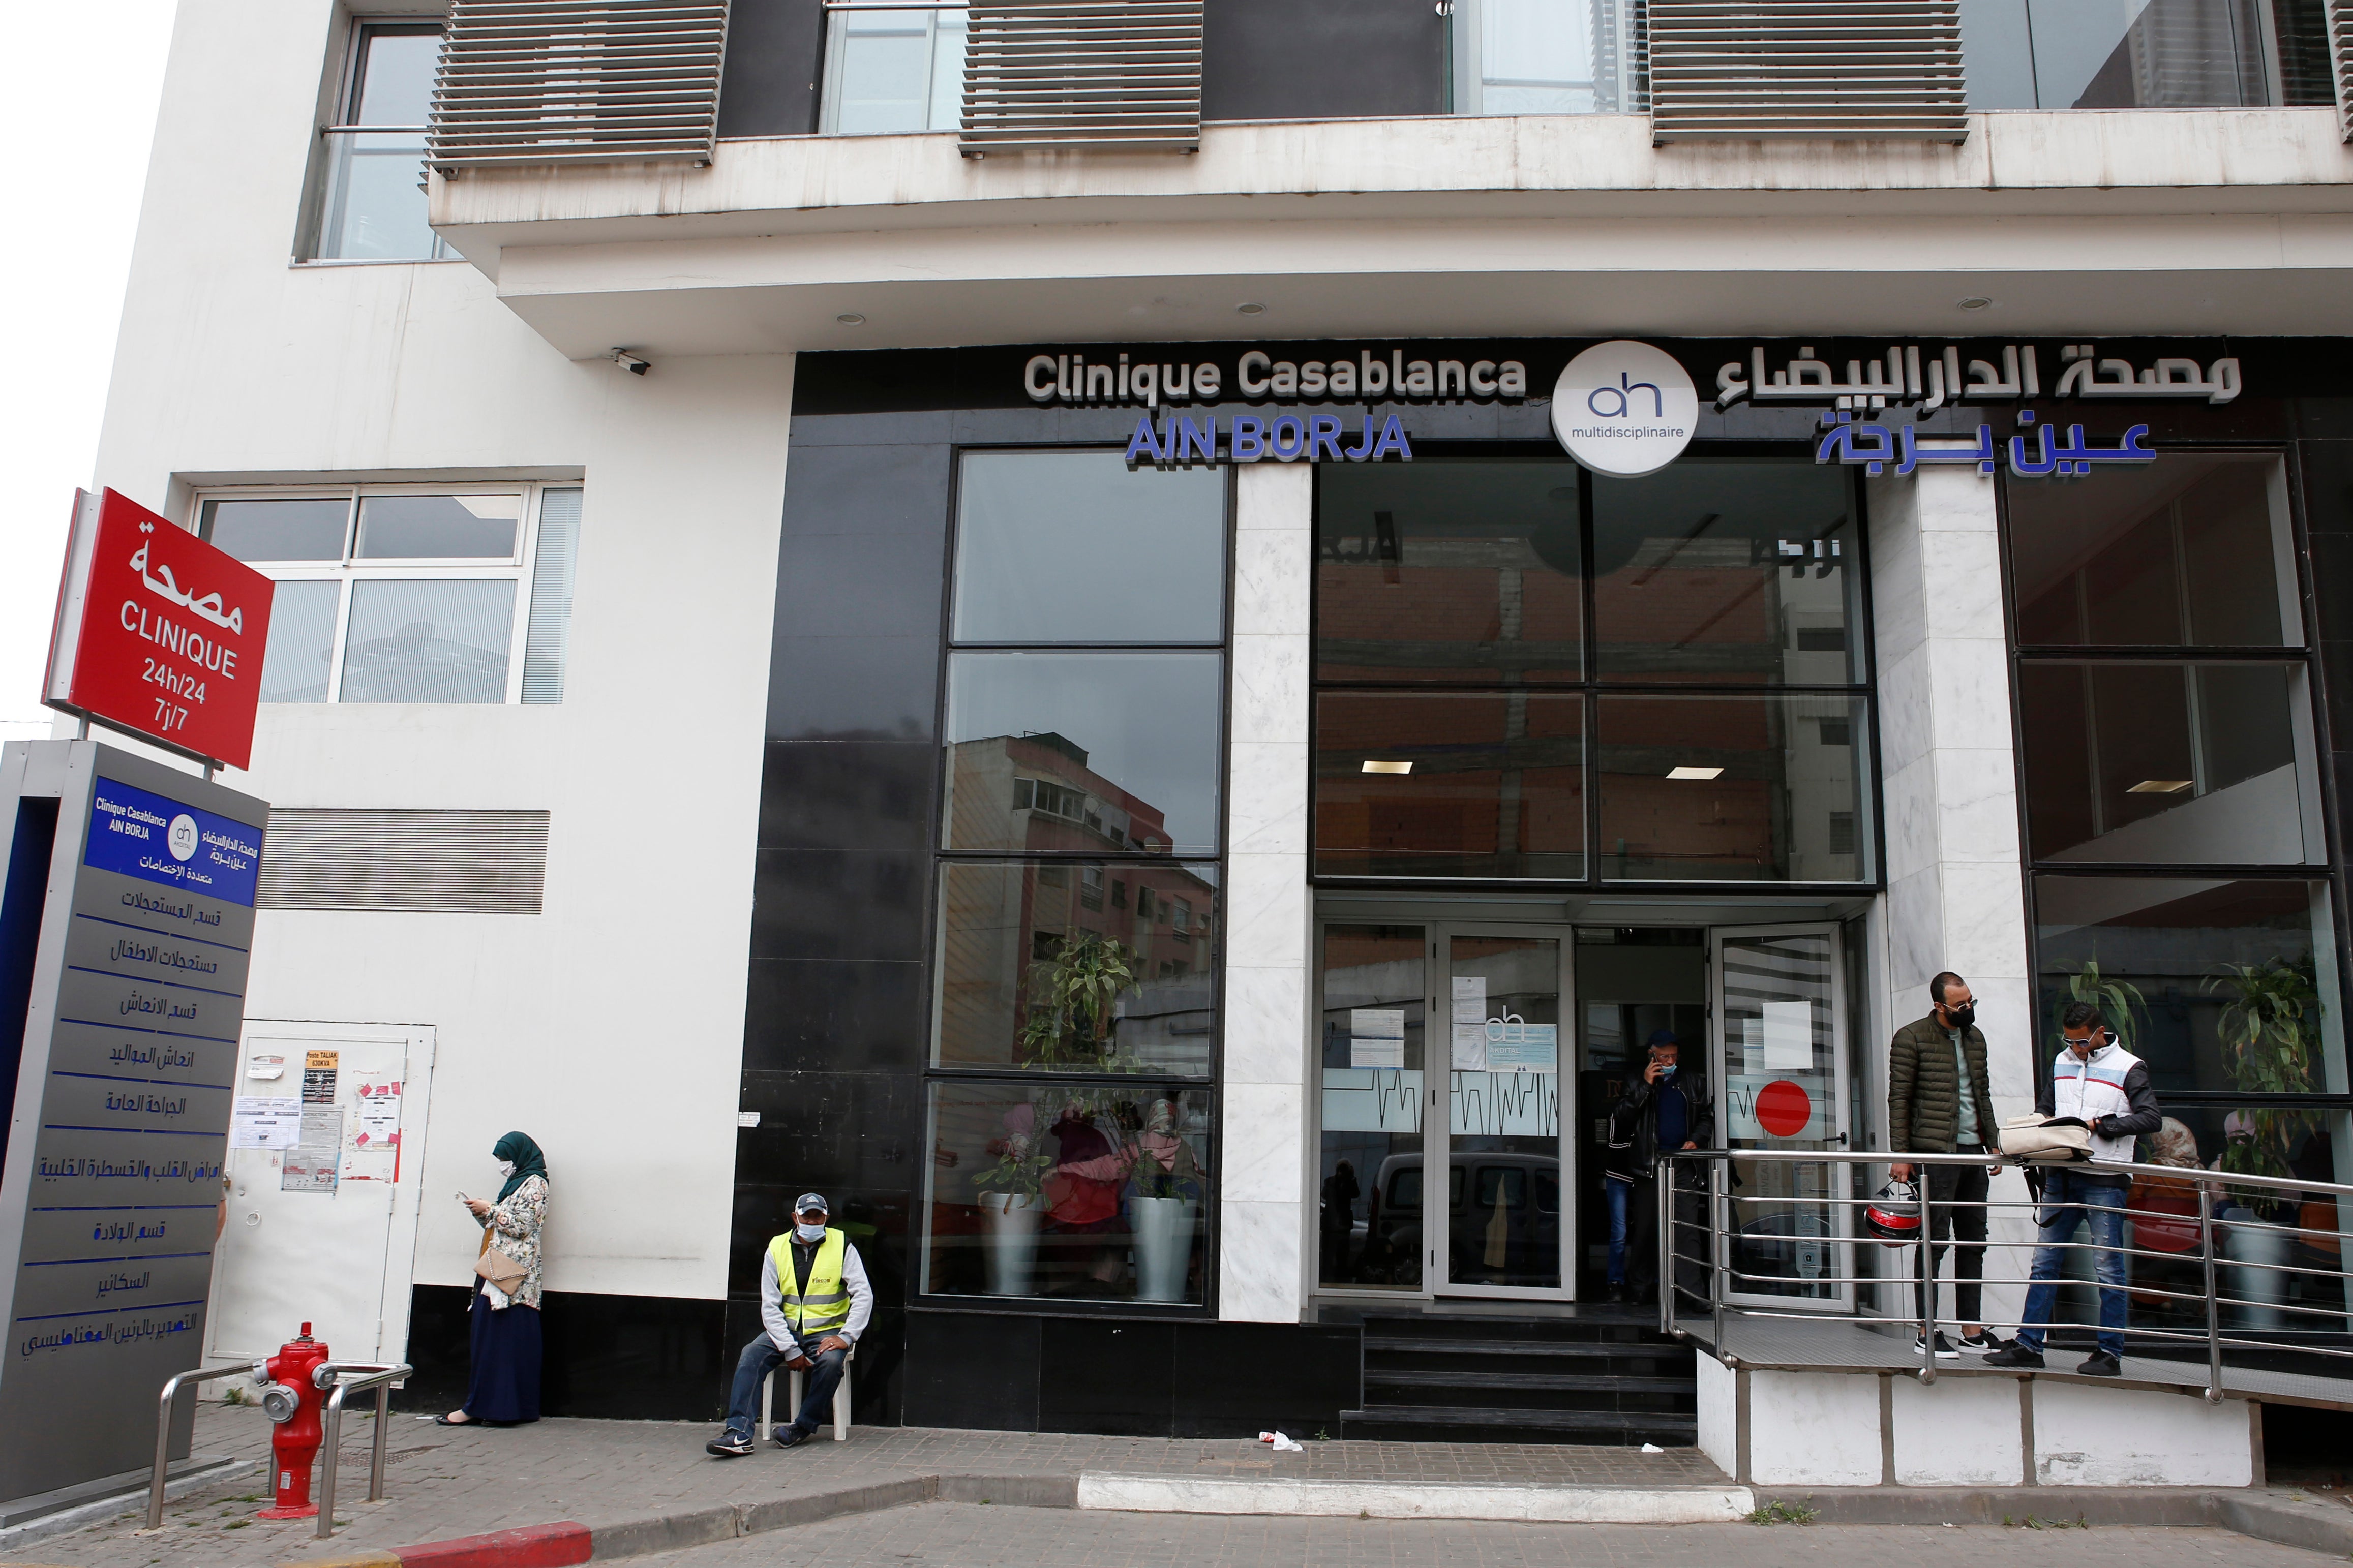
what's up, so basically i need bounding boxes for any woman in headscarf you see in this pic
[438,1131,549,1426]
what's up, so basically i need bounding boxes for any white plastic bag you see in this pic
[1258,1429,1305,1452]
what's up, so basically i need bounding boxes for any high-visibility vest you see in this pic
[768,1228,852,1337]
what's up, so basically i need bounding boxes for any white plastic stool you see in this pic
[760,1343,854,1442]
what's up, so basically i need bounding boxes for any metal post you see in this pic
[371,1383,391,1500]
[1710,1158,1727,1360]
[315,1381,347,1540]
[2199,1175,2223,1403]
[1918,1166,1937,1384]
[1656,1154,1674,1335]
[144,1364,251,1530]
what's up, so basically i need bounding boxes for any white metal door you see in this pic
[205,1022,435,1365]
[1431,926,1575,1300]
[1709,925,1853,1311]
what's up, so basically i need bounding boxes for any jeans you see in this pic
[1915,1158,1989,1327]
[721,1337,849,1440]
[2017,1167,2129,1360]
[1605,1177,1632,1285]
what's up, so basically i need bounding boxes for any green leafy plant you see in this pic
[1746,1500,1817,1525]
[2066,959,2147,1052]
[1017,930,1139,1070]
[2206,957,2320,1188]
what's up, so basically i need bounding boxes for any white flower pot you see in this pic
[1131,1195,1196,1302]
[981,1191,1043,1297]
[2222,1209,2292,1330]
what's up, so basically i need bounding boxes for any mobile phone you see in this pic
[456,1191,470,1203]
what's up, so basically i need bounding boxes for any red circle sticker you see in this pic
[1755,1079,1813,1139]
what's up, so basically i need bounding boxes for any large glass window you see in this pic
[923,450,1227,1307]
[1448,0,1645,115]
[821,3,968,134]
[1960,0,2336,110]
[1313,457,1875,886]
[198,485,581,705]
[1318,926,1429,1290]
[315,22,452,262]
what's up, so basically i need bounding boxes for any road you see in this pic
[636,1502,2331,1567]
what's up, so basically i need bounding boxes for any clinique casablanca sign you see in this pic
[1017,338,2245,481]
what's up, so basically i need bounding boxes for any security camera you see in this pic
[609,348,650,376]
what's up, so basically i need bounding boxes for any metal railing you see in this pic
[145,1363,254,1529]
[314,1361,414,1540]
[1657,1147,2353,1403]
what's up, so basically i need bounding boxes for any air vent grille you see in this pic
[959,0,1204,156]
[428,0,728,169]
[258,809,551,914]
[1647,0,1967,143]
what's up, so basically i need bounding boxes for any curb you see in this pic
[1774,1486,2353,1554]
[275,1521,593,1568]
[1076,1474,1755,1523]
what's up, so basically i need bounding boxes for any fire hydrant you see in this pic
[253,1323,330,1519]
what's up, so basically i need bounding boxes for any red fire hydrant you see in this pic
[255,1323,330,1519]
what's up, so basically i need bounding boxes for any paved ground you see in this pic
[6,1402,1727,1568]
[629,1504,2334,1567]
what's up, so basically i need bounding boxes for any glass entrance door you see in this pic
[1435,929,1570,1297]
[1710,924,1854,1310]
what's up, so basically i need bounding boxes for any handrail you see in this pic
[146,1362,259,1529]
[313,1361,413,1540]
[1656,1146,2352,1406]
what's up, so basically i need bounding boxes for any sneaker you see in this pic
[771,1424,811,1449]
[706,1434,755,1458]
[1606,1282,1629,1304]
[1958,1331,2008,1354]
[2077,1351,2122,1377]
[1914,1331,1960,1359]
[1983,1344,2044,1369]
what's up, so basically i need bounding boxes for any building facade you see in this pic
[76,0,2353,1434]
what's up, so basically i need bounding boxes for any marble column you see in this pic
[1219,462,1314,1321]
[1866,465,2037,1324]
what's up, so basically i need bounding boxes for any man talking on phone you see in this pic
[1607,1031,1713,1305]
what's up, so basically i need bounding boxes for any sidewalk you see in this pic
[5,1401,2348,1568]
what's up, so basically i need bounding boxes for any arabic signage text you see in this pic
[44,489,275,770]
[1718,343,2240,412]
[83,775,263,906]
[1817,409,2156,480]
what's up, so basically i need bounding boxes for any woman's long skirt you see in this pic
[465,1291,542,1423]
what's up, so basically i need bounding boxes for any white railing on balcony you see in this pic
[1646,0,1968,142]
[428,0,729,170]
[958,0,1205,156]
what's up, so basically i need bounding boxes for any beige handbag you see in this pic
[474,1229,528,1293]
[1997,1113,2094,1163]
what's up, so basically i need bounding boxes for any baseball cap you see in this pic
[1645,1029,1680,1049]
[794,1192,830,1215]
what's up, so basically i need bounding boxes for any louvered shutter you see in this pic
[959,0,1205,155]
[429,0,729,170]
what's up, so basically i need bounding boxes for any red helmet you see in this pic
[1865,1179,1923,1247]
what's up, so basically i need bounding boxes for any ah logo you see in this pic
[1551,341,1698,478]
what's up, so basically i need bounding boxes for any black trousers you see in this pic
[1624,1168,1706,1300]
[1915,1157,1989,1326]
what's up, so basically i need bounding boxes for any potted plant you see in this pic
[976,1110,1051,1297]
[1018,930,1140,1070]
[1129,1098,1202,1302]
[2205,958,2321,1328]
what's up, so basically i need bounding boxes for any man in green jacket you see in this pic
[1887,972,2005,1357]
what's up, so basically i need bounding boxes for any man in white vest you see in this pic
[707,1192,874,1456]
[1987,1002,2162,1376]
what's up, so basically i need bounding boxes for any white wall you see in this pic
[1694,1350,1737,1476]
[1746,1369,1883,1486]
[1219,463,1315,1321]
[2034,1385,2254,1487]
[1892,1373,2021,1485]
[94,1,793,1307]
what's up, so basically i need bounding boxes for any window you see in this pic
[1449,0,1645,115]
[820,3,968,134]
[1314,457,1875,885]
[1960,0,2336,110]
[315,21,451,261]
[922,450,1228,1308]
[199,486,582,705]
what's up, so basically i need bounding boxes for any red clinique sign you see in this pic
[44,488,276,771]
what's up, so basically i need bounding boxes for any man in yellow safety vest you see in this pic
[707,1192,873,1456]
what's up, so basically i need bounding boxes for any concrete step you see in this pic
[1341,1404,1699,1446]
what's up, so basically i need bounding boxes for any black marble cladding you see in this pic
[396,1285,729,1421]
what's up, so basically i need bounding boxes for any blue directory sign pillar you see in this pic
[0,740,266,1507]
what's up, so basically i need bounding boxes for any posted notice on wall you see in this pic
[281,1106,343,1192]
[1485,1022,1559,1073]
[1348,1008,1405,1069]
[301,1049,339,1104]
[231,1096,299,1149]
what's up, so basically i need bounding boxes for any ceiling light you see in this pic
[836,312,866,325]
[2127,779,2193,794]
[1362,760,1412,775]
[1666,766,1723,781]
[1956,296,1993,311]
[1236,302,1266,316]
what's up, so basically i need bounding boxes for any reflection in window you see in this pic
[1314,691,1584,878]
[316,23,452,261]
[934,859,1218,1074]
[1317,461,1582,686]
[357,495,523,560]
[1595,694,1871,881]
[1319,925,1427,1289]
[2017,661,2312,864]
[202,498,351,563]
[254,581,342,703]
[2011,456,2290,648]
[340,579,517,703]
[953,452,1224,643]
[1591,462,1861,685]
[1450,0,1644,114]
[923,1081,1211,1302]
[821,4,968,134]
[1960,0,2334,109]
[942,653,1223,855]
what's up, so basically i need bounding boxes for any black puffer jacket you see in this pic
[1608,1072,1716,1179]
[1887,1013,1997,1152]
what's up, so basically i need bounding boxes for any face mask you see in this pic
[1945,1004,1976,1030]
[795,1221,827,1243]
[497,1159,516,1178]
[1655,1063,1676,1081]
